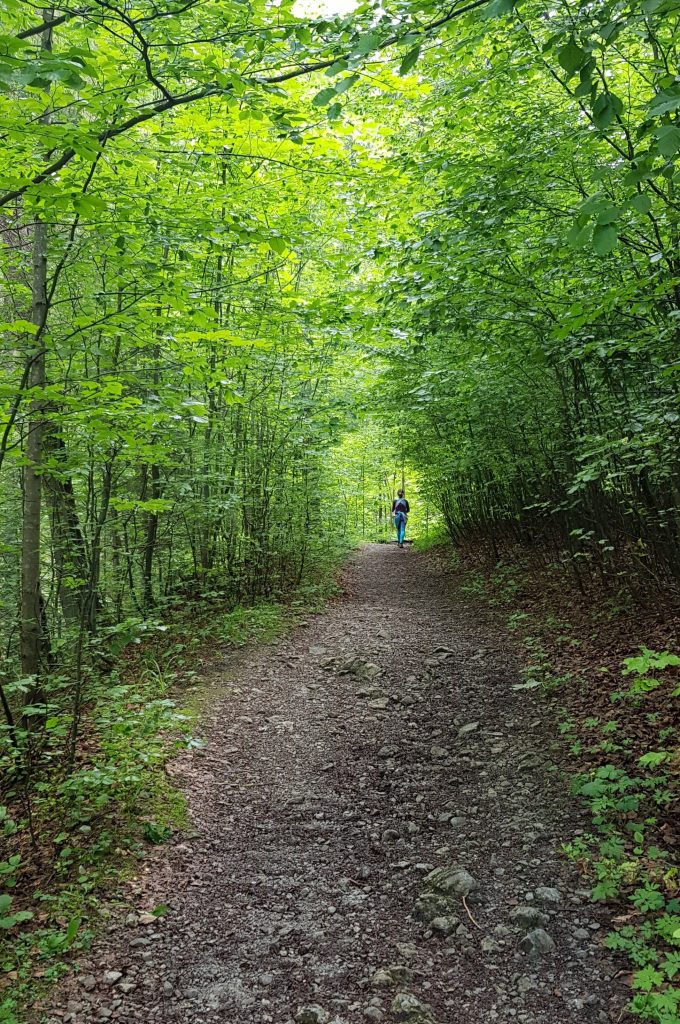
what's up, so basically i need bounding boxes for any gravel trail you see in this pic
[45,543,627,1024]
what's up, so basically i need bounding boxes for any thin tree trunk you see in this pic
[20,7,54,679]
[142,462,160,612]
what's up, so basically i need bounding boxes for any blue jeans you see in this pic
[394,512,406,545]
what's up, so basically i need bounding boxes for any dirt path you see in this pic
[46,544,627,1024]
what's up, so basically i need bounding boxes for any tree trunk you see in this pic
[142,463,160,611]
[44,431,89,624]
[20,7,54,679]
[20,218,48,677]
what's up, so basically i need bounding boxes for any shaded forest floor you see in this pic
[38,542,632,1024]
[455,546,680,847]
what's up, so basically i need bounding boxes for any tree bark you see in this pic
[20,7,54,679]
[141,463,160,612]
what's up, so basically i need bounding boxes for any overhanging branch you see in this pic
[0,0,490,208]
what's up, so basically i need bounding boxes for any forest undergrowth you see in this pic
[447,539,680,1024]
[2,0,680,1020]
[0,540,349,1022]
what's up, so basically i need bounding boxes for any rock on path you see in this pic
[42,544,627,1024]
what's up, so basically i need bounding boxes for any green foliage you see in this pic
[0,809,32,933]
[0,0,678,1020]
[0,662,188,991]
[358,0,680,597]
[497,554,679,1024]
[564,649,679,1022]
[143,821,173,845]
[0,505,353,1014]
[613,648,680,702]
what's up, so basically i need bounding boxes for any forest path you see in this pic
[46,544,626,1024]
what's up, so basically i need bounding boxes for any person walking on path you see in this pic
[392,490,410,547]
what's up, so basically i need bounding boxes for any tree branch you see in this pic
[17,10,77,39]
[0,0,489,208]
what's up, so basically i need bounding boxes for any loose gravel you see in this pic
[43,543,628,1024]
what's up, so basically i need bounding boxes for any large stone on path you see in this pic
[510,905,549,929]
[535,885,561,903]
[430,915,457,936]
[520,928,556,956]
[424,865,478,897]
[340,655,382,680]
[414,891,453,923]
[296,1007,330,1024]
[372,964,412,987]
[391,993,431,1021]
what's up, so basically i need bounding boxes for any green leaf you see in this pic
[334,75,358,96]
[592,224,618,254]
[574,78,593,98]
[354,31,380,56]
[311,87,337,107]
[661,952,680,979]
[0,318,39,334]
[64,916,81,946]
[638,751,671,767]
[558,42,588,75]
[399,46,421,75]
[592,92,623,129]
[483,0,516,16]
[648,89,680,118]
[143,821,172,844]
[595,204,619,225]
[656,125,680,158]
[567,223,590,249]
[633,965,664,991]
[325,60,348,77]
[0,909,33,929]
[630,193,652,215]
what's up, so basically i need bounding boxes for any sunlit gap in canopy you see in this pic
[291,0,359,16]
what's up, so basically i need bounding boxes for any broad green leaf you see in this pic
[0,319,39,334]
[595,204,619,225]
[354,31,380,56]
[656,125,680,158]
[558,42,588,75]
[312,87,337,107]
[630,193,652,215]
[566,223,590,249]
[334,74,359,95]
[483,0,515,16]
[648,90,680,118]
[592,224,618,254]
[399,46,421,76]
[592,92,623,129]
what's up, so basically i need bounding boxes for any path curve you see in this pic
[46,544,626,1024]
